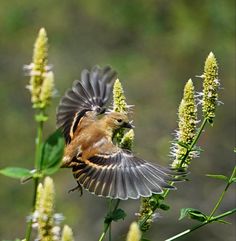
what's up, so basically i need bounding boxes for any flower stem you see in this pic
[98,199,120,241]
[208,166,236,220]
[25,110,44,241]
[165,166,236,241]
[165,208,236,241]
[180,118,207,166]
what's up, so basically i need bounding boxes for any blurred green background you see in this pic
[0,0,235,240]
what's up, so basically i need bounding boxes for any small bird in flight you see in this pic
[56,66,183,200]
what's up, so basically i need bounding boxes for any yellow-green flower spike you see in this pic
[32,28,48,73]
[112,79,129,144]
[39,71,55,108]
[120,129,134,150]
[29,28,49,108]
[35,183,44,212]
[172,79,197,168]
[138,197,153,232]
[126,222,141,241]
[37,177,55,241]
[41,177,55,219]
[113,79,127,113]
[61,225,75,241]
[202,52,219,124]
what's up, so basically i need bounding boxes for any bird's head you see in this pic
[103,112,133,131]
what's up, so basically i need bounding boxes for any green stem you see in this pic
[25,110,44,241]
[139,118,208,231]
[98,199,120,241]
[165,208,236,241]
[180,118,207,166]
[208,166,236,219]
[166,167,236,241]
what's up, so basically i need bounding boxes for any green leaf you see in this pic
[40,130,65,174]
[159,203,170,211]
[192,146,204,152]
[231,177,236,183]
[216,219,231,224]
[0,167,32,179]
[141,239,152,241]
[206,174,229,181]
[148,197,158,206]
[179,208,207,222]
[111,208,127,221]
[177,141,189,149]
[105,208,127,223]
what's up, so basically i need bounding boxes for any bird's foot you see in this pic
[68,182,83,196]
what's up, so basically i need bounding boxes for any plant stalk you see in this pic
[208,166,236,219]
[25,110,44,241]
[98,199,120,241]
[165,208,236,241]
[180,118,207,166]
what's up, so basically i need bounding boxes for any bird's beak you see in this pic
[122,121,134,129]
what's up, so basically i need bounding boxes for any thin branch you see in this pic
[98,199,121,241]
[165,208,236,241]
[25,111,44,241]
[208,166,236,219]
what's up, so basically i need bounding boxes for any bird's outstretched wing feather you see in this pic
[72,150,183,200]
[56,66,117,143]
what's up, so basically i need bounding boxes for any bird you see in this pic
[56,65,183,200]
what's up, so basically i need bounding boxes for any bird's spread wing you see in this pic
[56,66,117,143]
[72,149,183,200]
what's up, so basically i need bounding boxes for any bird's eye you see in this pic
[117,119,123,123]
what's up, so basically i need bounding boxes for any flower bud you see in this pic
[126,222,141,241]
[120,129,134,150]
[171,79,197,168]
[35,177,55,240]
[39,71,55,108]
[113,79,128,113]
[202,52,219,124]
[61,225,75,241]
[26,28,55,109]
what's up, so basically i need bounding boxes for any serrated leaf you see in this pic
[179,208,207,222]
[105,208,127,224]
[0,167,32,179]
[206,174,229,181]
[39,130,65,174]
[111,208,127,221]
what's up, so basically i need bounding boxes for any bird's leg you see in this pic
[68,181,83,196]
